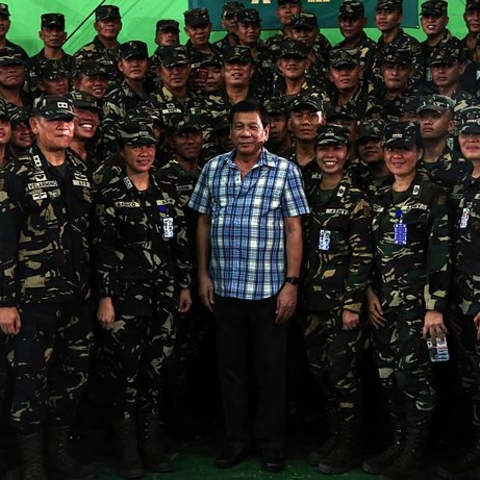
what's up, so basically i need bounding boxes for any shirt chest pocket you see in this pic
[402,208,429,244]
[26,192,60,231]
[117,208,149,243]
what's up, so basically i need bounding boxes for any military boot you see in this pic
[380,422,428,480]
[17,430,47,480]
[362,420,405,475]
[317,419,360,475]
[438,428,480,479]
[307,408,339,466]
[112,417,145,479]
[137,413,173,473]
[46,424,96,480]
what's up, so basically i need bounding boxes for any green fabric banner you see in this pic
[188,0,419,29]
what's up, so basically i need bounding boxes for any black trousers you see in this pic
[214,295,286,449]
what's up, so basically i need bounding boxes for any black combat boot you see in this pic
[307,408,339,466]
[17,430,47,480]
[112,417,145,479]
[46,424,96,480]
[380,422,428,480]
[362,420,405,475]
[137,413,173,473]
[317,419,360,474]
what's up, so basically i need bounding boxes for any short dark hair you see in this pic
[229,99,270,128]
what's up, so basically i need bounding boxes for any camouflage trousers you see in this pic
[6,301,93,434]
[95,311,175,419]
[371,302,434,425]
[302,308,363,422]
[446,306,480,427]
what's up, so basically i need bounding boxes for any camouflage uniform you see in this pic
[0,97,93,433]
[370,124,450,429]
[91,125,192,418]
[212,2,244,51]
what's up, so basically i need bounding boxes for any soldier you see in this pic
[101,41,152,156]
[74,5,122,85]
[363,122,450,479]
[7,107,33,159]
[73,59,109,101]
[416,94,471,195]
[461,0,480,58]
[26,14,74,94]
[68,91,101,166]
[441,110,480,480]
[263,0,303,61]
[0,4,28,60]
[301,124,372,474]
[36,60,69,96]
[0,48,30,110]
[282,96,324,168]
[420,0,461,82]
[265,98,291,155]
[155,19,180,47]
[92,118,192,477]
[210,114,234,159]
[201,56,224,95]
[0,99,9,168]
[0,95,95,480]
[374,0,424,89]
[212,2,244,50]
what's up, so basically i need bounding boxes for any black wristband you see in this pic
[284,276,299,287]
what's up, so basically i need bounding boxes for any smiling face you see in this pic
[121,143,156,175]
[231,110,269,158]
[464,8,480,35]
[224,60,253,87]
[170,130,203,161]
[73,108,100,141]
[384,144,421,178]
[0,117,11,145]
[459,131,480,161]
[316,142,348,175]
[75,74,108,99]
[421,13,448,37]
[357,137,384,164]
[277,55,309,81]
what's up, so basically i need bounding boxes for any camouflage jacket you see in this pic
[301,175,373,313]
[323,87,383,120]
[451,174,480,316]
[91,170,193,316]
[350,163,393,203]
[0,146,92,306]
[371,173,450,311]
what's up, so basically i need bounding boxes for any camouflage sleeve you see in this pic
[100,97,124,154]
[424,190,451,312]
[342,196,373,313]
[171,197,193,290]
[0,171,22,307]
[91,189,121,298]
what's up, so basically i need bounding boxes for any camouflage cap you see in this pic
[200,55,223,67]
[41,13,65,29]
[338,0,365,18]
[316,124,350,146]
[429,45,463,66]
[74,59,109,78]
[291,11,318,30]
[37,60,69,80]
[213,114,231,133]
[184,8,210,27]
[458,106,480,134]
[118,118,157,146]
[382,47,412,66]
[169,116,202,136]
[119,40,148,59]
[223,45,252,64]
[401,95,422,114]
[156,46,188,68]
[264,97,288,115]
[32,95,76,120]
[466,0,480,12]
[129,106,164,127]
[329,48,359,68]
[288,95,323,114]
[156,19,180,33]
[95,5,121,21]
[0,47,23,66]
[278,0,302,5]
[0,99,9,120]
[376,0,403,10]
[67,91,102,114]
[421,0,447,16]
[236,8,261,24]
[9,106,28,127]
[357,119,386,141]
[416,94,454,114]
[278,38,309,59]
[382,122,419,148]
[326,103,357,121]
[0,4,9,16]
[222,1,245,18]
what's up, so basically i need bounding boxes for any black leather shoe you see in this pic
[261,448,285,473]
[214,444,250,469]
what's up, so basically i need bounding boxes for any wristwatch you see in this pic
[284,276,299,287]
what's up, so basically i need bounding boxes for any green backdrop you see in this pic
[5,0,471,57]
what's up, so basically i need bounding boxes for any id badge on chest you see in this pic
[460,208,470,229]
[163,217,174,239]
[394,223,407,245]
[318,229,331,251]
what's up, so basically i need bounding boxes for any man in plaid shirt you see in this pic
[189,99,309,473]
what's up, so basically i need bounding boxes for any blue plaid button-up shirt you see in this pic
[189,148,309,300]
